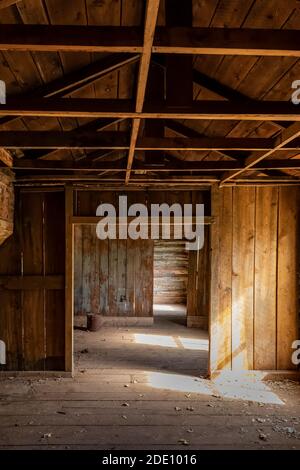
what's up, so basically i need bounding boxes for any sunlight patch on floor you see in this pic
[179,337,209,351]
[134,334,178,348]
[148,372,214,394]
[213,374,284,405]
[134,333,209,351]
[146,371,284,405]
[154,304,183,312]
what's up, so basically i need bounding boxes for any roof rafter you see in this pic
[125,0,161,184]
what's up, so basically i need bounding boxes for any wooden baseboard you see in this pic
[74,315,153,328]
[98,316,154,326]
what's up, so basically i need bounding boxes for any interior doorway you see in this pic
[153,240,188,326]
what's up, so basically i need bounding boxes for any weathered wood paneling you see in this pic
[186,226,210,329]
[232,187,255,370]
[254,187,278,370]
[277,187,300,370]
[0,196,21,369]
[44,192,65,371]
[210,186,232,371]
[21,192,45,371]
[153,240,188,305]
[74,226,153,318]
[0,190,65,371]
[210,186,300,374]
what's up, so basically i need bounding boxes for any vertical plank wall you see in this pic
[74,231,154,319]
[210,186,300,372]
[74,190,155,320]
[0,190,65,371]
[186,225,210,329]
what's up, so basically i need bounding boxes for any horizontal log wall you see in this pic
[210,186,300,373]
[153,240,188,305]
[0,190,65,371]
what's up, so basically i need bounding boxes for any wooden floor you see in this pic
[0,306,300,449]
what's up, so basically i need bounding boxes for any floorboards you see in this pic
[0,309,299,449]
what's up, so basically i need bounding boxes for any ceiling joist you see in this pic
[7,159,300,173]
[1,25,300,57]
[1,99,300,121]
[1,132,300,151]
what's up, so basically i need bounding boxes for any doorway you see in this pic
[153,240,188,326]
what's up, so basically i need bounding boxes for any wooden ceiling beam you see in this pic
[125,0,161,184]
[10,160,126,171]
[9,159,300,172]
[15,174,300,186]
[220,122,300,186]
[1,25,300,57]
[2,132,298,151]
[2,99,300,120]
[1,131,129,150]
[15,174,219,183]
[0,25,143,52]
[153,27,300,56]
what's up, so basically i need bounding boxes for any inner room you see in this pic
[153,240,188,325]
[73,189,210,379]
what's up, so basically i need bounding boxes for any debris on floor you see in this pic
[178,439,190,446]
